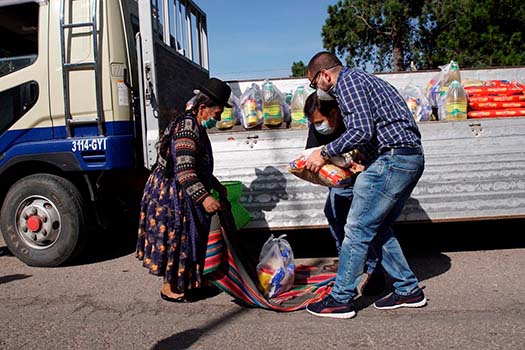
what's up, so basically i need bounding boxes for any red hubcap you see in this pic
[27,215,42,232]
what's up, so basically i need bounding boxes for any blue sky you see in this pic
[196,0,338,81]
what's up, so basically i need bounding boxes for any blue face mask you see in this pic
[314,120,334,135]
[201,117,217,129]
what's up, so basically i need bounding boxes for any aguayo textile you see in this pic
[204,211,336,311]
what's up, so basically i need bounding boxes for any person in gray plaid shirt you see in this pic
[305,51,427,319]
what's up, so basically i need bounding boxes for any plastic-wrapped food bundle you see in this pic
[426,60,462,120]
[400,84,432,121]
[239,84,263,129]
[256,234,295,298]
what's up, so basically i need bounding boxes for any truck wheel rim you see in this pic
[15,196,61,250]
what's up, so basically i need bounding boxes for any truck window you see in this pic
[0,3,39,78]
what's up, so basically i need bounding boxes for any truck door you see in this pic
[0,0,51,159]
[136,0,209,169]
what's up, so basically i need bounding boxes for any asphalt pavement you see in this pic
[1,219,524,350]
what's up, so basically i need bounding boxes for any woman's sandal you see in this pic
[160,292,187,303]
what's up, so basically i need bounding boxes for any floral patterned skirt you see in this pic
[136,167,209,292]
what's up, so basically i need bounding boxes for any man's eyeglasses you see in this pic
[309,64,340,89]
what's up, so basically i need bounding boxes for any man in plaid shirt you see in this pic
[305,52,427,319]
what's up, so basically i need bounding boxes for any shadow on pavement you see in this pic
[66,216,525,268]
[151,307,248,350]
[73,214,139,266]
[0,273,32,285]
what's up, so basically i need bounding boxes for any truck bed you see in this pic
[210,117,525,229]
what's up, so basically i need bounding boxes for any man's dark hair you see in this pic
[303,92,339,122]
[307,51,342,76]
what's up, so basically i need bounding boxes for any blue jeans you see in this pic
[324,186,378,274]
[331,153,425,302]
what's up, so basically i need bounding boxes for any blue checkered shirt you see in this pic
[325,67,422,162]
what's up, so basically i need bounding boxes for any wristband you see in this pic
[320,146,330,160]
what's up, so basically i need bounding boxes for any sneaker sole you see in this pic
[306,308,356,319]
[374,297,427,310]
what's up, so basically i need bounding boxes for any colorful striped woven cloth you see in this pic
[204,211,336,311]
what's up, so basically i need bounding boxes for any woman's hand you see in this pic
[202,195,222,213]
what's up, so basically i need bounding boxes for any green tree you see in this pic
[419,0,525,69]
[322,0,425,72]
[291,61,307,77]
[322,0,525,71]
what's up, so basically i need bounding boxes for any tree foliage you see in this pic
[420,0,525,69]
[322,0,425,72]
[291,61,307,77]
[322,0,525,72]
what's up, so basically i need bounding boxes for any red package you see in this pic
[469,101,525,110]
[465,86,524,96]
[468,94,525,103]
[468,108,525,118]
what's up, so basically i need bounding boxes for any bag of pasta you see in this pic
[287,147,364,187]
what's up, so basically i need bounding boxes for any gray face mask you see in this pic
[316,87,335,101]
[314,120,335,135]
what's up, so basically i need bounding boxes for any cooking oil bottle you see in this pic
[445,80,467,120]
[217,95,237,130]
[262,81,283,126]
[290,86,307,128]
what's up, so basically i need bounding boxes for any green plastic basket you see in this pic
[221,180,243,201]
[211,180,251,229]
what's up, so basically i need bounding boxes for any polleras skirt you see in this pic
[136,166,211,292]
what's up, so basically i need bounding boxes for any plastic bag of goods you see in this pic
[261,80,284,126]
[426,60,461,119]
[256,234,295,298]
[400,84,433,121]
[287,147,364,188]
[239,83,263,129]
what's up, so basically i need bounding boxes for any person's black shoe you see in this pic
[374,288,427,310]
[306,294,356,319]
[361,272,386,296]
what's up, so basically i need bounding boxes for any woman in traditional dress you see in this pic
[136,78,231,302]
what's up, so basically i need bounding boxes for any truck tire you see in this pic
[0,174,87,267]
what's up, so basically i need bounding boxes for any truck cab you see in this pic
[0,0,209,266]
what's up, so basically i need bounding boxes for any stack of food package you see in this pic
[465,80,525,119]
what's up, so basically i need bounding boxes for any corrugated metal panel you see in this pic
[210,117,525,229]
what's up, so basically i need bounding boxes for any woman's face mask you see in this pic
[201,116,217,129]
[314,120,334,135]
[200,106,219,129]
